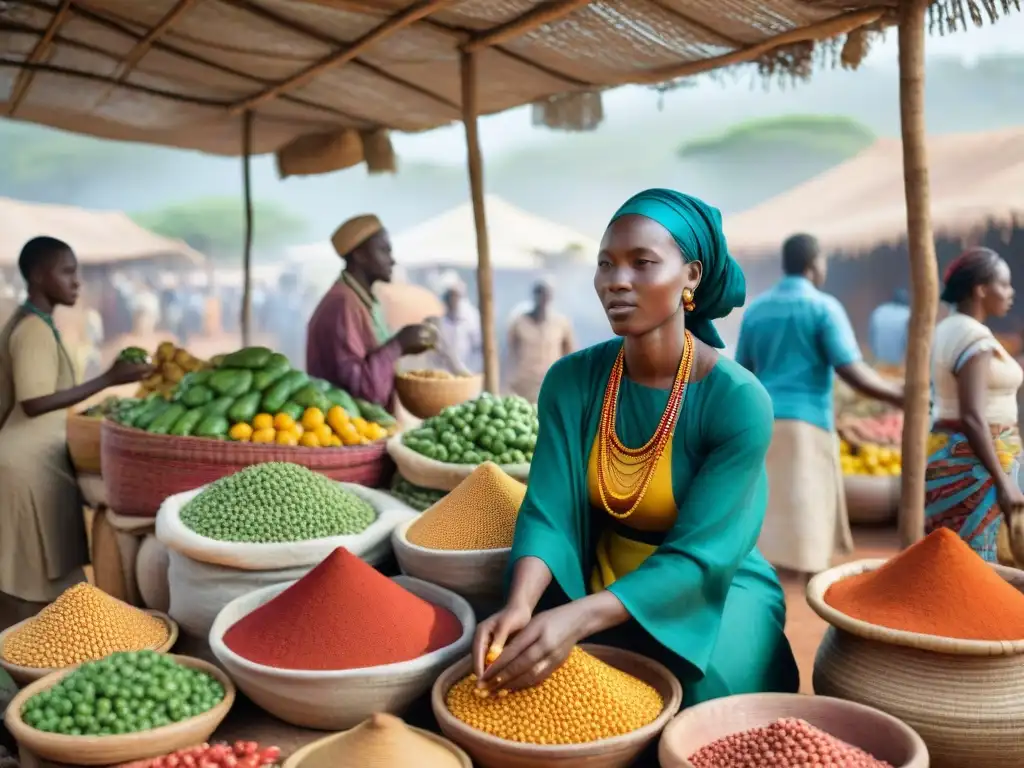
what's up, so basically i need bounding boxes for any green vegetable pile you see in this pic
[20,651,224,736]
[81,396,138,420]
[111,345,395,440]
[116,346,151,365]
[401,394,538,465]
[180,462,376,542]
[389,474,448,511]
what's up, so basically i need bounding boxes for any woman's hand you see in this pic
[103,360,154,387]
[472,600,532,678]
[478,602,587,693]
[998,481,1024,522]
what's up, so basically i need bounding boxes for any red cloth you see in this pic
[306,282,401,407]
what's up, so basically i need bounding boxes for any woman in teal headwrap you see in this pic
[472,189,799,706]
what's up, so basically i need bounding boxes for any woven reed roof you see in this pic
[0,0,927,169]
[724,126,1024,260]
[0,196,206,266]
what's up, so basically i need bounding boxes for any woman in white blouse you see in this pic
[926,247,1024,561]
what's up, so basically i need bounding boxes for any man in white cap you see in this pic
[306,214,436,407]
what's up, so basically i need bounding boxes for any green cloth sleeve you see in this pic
[607,375,774,677]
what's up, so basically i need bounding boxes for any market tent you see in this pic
[724,127,1024,259]
[0,196,205,266]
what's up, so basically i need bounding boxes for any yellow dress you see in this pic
[587,433,677,592]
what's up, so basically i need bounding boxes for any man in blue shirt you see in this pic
[869,289,911,367]
[736,234,904,578]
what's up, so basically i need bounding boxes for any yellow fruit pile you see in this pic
[1,584,168,668]
[840,440,902,477]
[228,406,389,448]
[446,646,664,745]
[137,342,207,399]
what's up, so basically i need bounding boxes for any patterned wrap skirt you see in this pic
[924,420,1022,562]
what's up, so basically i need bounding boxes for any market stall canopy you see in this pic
[0,196,206,266]
[1,0,896,171]
[725,127,1024,259]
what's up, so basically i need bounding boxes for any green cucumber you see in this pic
[195,415,230,438]
[261,370,310,413]
[201,396,236,418]
[227,392,262,424]
[208,369,254,398]
[148,404,186,435]
[220,346,274,369]
[170,408,204,437]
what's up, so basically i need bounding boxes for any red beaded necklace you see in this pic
[596,332,694,519]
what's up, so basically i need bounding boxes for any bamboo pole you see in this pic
[897,0,938,548]
[460,49,499,393]
[241,110,255,347]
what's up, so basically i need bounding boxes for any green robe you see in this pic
[510,339,799,705]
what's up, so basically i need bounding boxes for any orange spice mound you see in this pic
[824,528,1024,641]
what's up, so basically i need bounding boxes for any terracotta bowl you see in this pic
[658,693,928,768]
[431,644,682,768]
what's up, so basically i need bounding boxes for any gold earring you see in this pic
[682,287,696,312]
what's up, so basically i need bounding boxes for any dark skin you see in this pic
[509,284,573,363]
[473,215,716,693]
[952,258,1023,516]
[19,248,152,418]
[801,253,904,408]
[344,230,435,355]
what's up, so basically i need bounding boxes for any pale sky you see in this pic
[392,14,1024,163]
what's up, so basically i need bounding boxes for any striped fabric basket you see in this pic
[101,420,392,517]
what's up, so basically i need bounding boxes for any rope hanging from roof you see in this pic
[930,0,1021,33]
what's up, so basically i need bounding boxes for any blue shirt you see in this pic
[869,301,910,364]
[735,276,861,431]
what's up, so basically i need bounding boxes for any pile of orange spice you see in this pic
[824,528,1024,641]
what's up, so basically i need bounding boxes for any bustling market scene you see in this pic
[1,0,1024,766]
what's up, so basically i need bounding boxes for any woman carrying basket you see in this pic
[472,189,799,706]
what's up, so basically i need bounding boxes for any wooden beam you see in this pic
[463,0,593,53]
[7,0,73,116]
[605,7,886,86]
[460,49,499,393]
[897,0,937,549]
[241,111,255,347]
[230,0,455,115]
[110,0,199,82]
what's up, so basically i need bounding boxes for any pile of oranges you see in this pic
[228,406,389,448]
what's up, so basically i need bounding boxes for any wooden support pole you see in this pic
[240,110,255,347]
[460,50,499,393]
[897,0,938,548]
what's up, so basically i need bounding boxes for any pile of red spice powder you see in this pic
[688,718,894,768]
[824,528,1024,641]
[222,548,463,670]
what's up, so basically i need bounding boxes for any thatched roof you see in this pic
[5,0,996,174]
[724,126,1024,260]
[0,196,206,266]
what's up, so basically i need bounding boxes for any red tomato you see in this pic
[258,747,280,765]
[221,755,238,768]
[233,742,248,756]
[237,757,259,768]
[198,760,218,768]
[182,756,196,768]
[243,742,259,757]
[166,757,180,768]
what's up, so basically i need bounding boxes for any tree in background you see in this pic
[132,197,308,261]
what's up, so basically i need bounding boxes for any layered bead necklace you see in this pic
[596,331,694,519]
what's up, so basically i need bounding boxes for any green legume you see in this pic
[180,462,376,543]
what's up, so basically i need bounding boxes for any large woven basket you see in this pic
[808,558,1024,768]
[67,413,103,475]
[101,420,391,517]
[394,373,483,420]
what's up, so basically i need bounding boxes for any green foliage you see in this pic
[132,197,308,260]
[677,115,876,160]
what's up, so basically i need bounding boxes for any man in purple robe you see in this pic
[306,214,436,408]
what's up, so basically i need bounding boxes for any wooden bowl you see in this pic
[3,654,234,766]
[844,474,900,526]
[431,644,682,768]
[659,693,929,767]
[282,719,472,768]
[395,373,483,420]
[0,611,179,685]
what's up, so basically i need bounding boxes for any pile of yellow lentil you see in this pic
[1,584,168,668]
[446,646,664,745]
[407,462,526,551]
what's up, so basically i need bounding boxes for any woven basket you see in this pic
[3,655,233,766]
[431,644,682,768]
[808,558,1024,767]
[67,414,102,475]
[394,373,483,420]
[387,435,530,492]
[101,420,391,517]
[844,474,900,525]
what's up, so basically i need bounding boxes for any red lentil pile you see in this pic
[688,718,894,768]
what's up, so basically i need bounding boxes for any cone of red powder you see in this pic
[222,548,463,671]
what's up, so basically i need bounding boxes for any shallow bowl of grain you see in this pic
[431,644,682,768]
[2,654,233,766]
[209,575,476,731]
[395,372,483,420]
[0,610,179,685]
[282,719,473,768]
[658,693,928,768]
[391,518,509,604]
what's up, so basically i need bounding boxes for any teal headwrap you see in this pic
[610,188,746,349]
